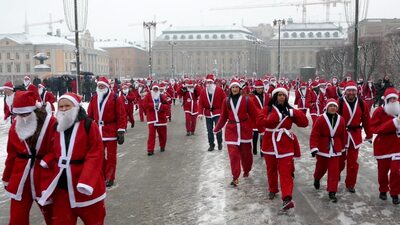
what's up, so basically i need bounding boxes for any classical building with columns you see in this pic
[152,25,268,79]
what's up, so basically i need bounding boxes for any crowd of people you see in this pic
[1,72,399,224]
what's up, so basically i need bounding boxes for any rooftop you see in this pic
[0,33,75,46]
[95,40,146,51]
[272,22,346,40]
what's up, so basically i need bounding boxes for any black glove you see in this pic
[117,131,125,145]
[210,107,215,112]
[182,87,187,92]
[311,151,317,158]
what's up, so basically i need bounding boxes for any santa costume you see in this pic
[2,81,14,121]
[38,83,56,113]
[87,77,127,187]
[23,76,41,102]
[2,91,56,225]
[309,99,347,202]
[178,80,200,136]
[249,80,268,156]
[38,92,107,224]
[306,80,326,124]
[120,83,136,128]
[370,87,400,204]
[363,80,376,110]
[294,82,308,114]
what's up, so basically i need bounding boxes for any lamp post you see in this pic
[353,0,359,81]
[273,19,285,80]
[143,21,157,76]
[63,0,88,94]
[168,41,177,80]
[253,40,260,75]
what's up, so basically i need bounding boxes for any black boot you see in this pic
[347,187,356,193]
[147,152,154,156]
[218,143,223,150]
[282,196,294,211]
[392,195,399,205]
[329,192,338,203]
[230,179,239,187]
[208,145,215,151]
[268,192,276,200]
[314,179,320,190]
[379,192,387,200]
[160,147,165,152]
[106,180,114,187]
[186,132,191,136]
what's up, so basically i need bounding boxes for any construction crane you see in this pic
[128,18,167,49]
[25,14,64,35]
[210,0,352,23]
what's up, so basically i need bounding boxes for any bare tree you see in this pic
[358,39,382,81]
[384,30,400,84]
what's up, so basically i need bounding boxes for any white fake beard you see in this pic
[151,90,160,100]
[56,106,79,132]
[188,88,194,93]
[332,79,338,85]
[300,88,306,95]
[207,84,216,94]
[24,81,30,87]
[122,89,129,95]
[15,112,37,141]
[384,101,400,117]
[270,81,277,87]
[96,87,108,99]
[320,87,326,94]
[5,93,14,108]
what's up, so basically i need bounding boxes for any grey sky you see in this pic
[0,0,399,45]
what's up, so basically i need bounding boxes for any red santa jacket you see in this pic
[326,86,339,100]
[370,106,400,159]
[306,90,326,117]
[120,91,136,113]
[198,86,226,118]
[40,90,56,112]
[214,95,264,145]
[249,92,269,130]
[363,85,376,101]
[338,97,372,149]
[26,84,41,102]
[259,106,309,158]
[294,88,308,110]
[310,113,347,158]
[2,113,56,204]
[142,92,169,126]
[180,90,199,115]
[38,117,106,208]
[87,91,127,141]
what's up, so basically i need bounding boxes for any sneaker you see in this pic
[218,143,223,150]
[106,180,114,187]
[243,172,249,178]
[282,197,294,211]
[347,187,356,193]
[379,192,387,201]
[314,179,320,190]
[268,192,276,200]
[186,132,191,136]
[160,148,165,152]
[147,152,154,156]
[392,195,399,205]
[329,192,338,203]
[230,179,239,187]
[208,145,215,151]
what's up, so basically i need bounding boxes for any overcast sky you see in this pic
[0,0,399,46]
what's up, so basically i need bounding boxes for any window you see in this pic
[173,35,178,40]
[7,52,11,59]
[180,35,186,39]
[205,34,209,39]
[308,32,314,38]
[5,41,9,45]
[212,34,218,39]
[300,32,305,38]
[188,35,193,39]
[333,32,339,38]
[16,64,20,72]
[7,64,11,73]
[316,32,322,38]
[283,32,289,38]
[0,64,2,73]
[291,32,297,38]
[26,53,30,59]
[325,32,330,37]
[229,34,234,39]
[16,53,19,60]
[47,52,51,57]
[164,35,170,40]
[196,34,202,39]
[26,63,30,72]
[221,34,226,39]
[0,53,1,60]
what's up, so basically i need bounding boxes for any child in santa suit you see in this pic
[178,80,200,136]
[213,79,264,187]
[38,92,106,224]
[294,82,308,115]
[143,84,169,155]
[306,81,326,125]
[120,83,136,128]
[259,87,309,211]
[2,91,56,225]
[309,98,347,203]
[370,87,400,204]
[159,83,173,122]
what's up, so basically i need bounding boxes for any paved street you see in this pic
[1,104,400,225]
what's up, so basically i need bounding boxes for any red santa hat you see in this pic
[38,83,46,88]
[311,81,320,88]
[383,87,399,102]
[254,80,264,88]
[325,98,338,109]
[344,81,357,92]
[121,83,129,89]
[263,75,270,82]
[12,91,41,114]
[151,83,159,90]
[159,83,166,89]
[205,74,215,83]
[59,92,82,107]
[301,82,308,87]
[185,80,194,87]
[2,81,14,90]
[229,79,241,89]
[97,77,110,87]
[319,79,326,86]
[269,76,277,82]
[272,87,288,97]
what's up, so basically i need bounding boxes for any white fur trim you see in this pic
[271,87,288,97]
[117,128,126,132]
[385,93,399,101]
[97,81,110,87]
[12,106,37,114]
[40,160,49,168]
[77,183,94,196]
[345,86,357,92]
[229,82,240,88]
[206,79,214,82]
[325,101,338,109]
[59,95,80,107]
[2,86,13,90]
[310,148,318,153]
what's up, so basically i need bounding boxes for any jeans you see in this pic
[206,116,222,146]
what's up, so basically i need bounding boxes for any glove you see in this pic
[117,131,125,145]
[311,151,317,157]
[210,107,215,112]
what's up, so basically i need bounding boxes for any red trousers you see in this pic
[227,143,253,180]
[103,140,117,181]
[185,113,197,133]
[147,124,167,152]
[339,144,359,188]
[139,104,145,122]
[52,188,105,225]
[9,177,53,225]
[377,158,400,195]
[314,155,340,192]
[126,108,135,127]
[264,155,294,200]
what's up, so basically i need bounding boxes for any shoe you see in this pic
[268,192,276,200]
[131,123,134,128]
[208,145,215,151]
[281,197,294,211]
[253,149,257,155]
[230,179,239,187]
[347,187,356,193]
[106,180,114,187]
[186,132,191,136]
[160,148,165,152]
[329,192,338,203]
[218,143,223,150]
[243,172,249,178]
[191,132,195,135]
[314,179,320,190]
[260,152,264,157]
[147,152,154,156]
[379,192,387,200]
[392,195,399,205]
[169,118,172,122]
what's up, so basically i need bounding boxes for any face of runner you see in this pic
[345,89,357,102]
[277,92,286,105]
[230,85,240,95]
[255,87,264,95]
[327,104,338,114]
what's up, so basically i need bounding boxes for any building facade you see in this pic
[152,25,268,79]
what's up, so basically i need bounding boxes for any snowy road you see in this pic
[0,98,400,224]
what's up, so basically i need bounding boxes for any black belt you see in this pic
[70,159,84,164]
[97,121,115,126]
[228,118,248,124]
[346,126,362,131]
[16,153,41,168]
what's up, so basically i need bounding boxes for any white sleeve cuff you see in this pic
[393,118,400,132]
[289,109,294,117]
[310,148,318,153]
[77,183,94,196]
[40,160,49,168]
[118,129,126,132]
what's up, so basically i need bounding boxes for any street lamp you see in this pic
[168,41,177,80]
[143,21,158,77]
[253,40,261,76]
[353,0,359,81]
[273,19,285,80]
